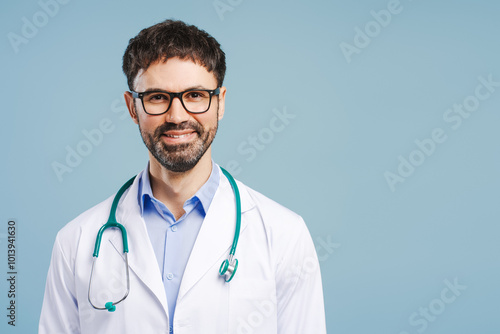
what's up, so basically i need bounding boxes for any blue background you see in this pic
[1,0,499,333]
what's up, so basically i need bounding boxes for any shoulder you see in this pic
[235,179,308,236]
[56,172,142,243]
[46,193,116,272]
[54,194,116,260]
[234,179,319,277]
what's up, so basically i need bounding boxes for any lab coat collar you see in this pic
[109,169,170,319]
[177,167,254,299]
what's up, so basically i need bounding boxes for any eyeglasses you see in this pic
[131,87,220,115]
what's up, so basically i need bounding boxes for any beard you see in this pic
[138,110,219,173]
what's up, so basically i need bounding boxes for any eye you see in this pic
[146,93,170,103]
[184,91,208,100]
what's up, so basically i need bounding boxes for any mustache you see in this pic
[154,121,203,137]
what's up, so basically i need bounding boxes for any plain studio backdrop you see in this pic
[1,0,499,333]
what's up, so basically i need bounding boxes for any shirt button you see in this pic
[171,225,177,232]
[166,273,174,280]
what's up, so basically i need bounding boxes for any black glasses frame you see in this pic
[131,87,220,115]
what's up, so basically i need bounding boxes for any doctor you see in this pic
[39,19,326,334]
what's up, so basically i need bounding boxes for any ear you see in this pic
[124,91,139,125]
[217,86,226,121]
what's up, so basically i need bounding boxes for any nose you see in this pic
[165,96,190,123]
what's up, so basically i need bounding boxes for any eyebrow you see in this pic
[141,85,213,93]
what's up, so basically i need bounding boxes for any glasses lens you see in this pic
[182,90,211,113]
[143,92,171,115]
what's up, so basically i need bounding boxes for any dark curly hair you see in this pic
[122,19,226,90]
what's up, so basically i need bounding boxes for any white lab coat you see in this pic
[39,167,326,334]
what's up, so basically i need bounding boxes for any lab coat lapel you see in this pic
[107,172,169,317]
[177,171,254,300]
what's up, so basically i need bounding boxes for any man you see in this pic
[39,19,326,334]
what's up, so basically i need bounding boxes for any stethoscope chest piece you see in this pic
[219,255,239,282]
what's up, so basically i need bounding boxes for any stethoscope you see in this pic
[88,167,241,312]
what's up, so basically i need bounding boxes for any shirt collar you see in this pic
[138,161,220,217]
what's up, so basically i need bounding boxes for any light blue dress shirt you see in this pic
[137,162,220,333]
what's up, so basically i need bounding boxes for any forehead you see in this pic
[133,57,217,91]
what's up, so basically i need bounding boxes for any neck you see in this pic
[148,150,213,220]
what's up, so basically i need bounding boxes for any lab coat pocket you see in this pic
[229,278,278,333]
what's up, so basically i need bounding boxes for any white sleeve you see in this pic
[275,218,327,334]
[39,234,81,334]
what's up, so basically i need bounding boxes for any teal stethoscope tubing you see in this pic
[88,175,134,312]
[88,167,241,312]
[218,168,240,282]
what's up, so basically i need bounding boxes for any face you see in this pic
[124,57,226,173]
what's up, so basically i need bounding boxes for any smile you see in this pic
[161,131,197,144]
[165,133,192,138]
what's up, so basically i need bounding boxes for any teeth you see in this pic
[166,133,190,138]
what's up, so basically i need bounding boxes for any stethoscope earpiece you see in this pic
[105,302,116,312]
